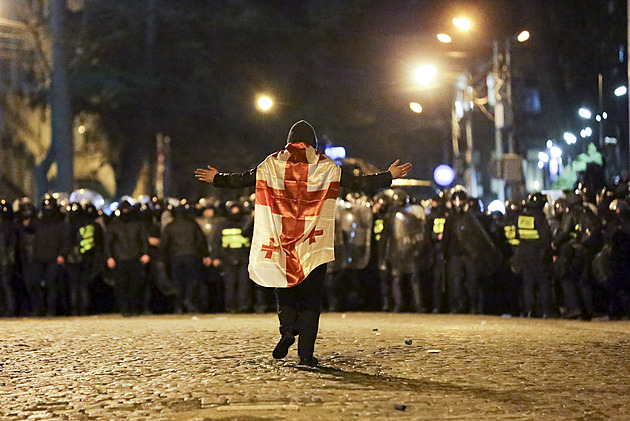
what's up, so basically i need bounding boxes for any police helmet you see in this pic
[42,193,58,210]
[566,191,583,208]
[84,203,98,220]
[449,186,468,210]
[18,198,36,220]
[468,197,484,213]
[610,198,630,216]
[553,197,569,216]
[526,192,548,211]
[0,199,14,220]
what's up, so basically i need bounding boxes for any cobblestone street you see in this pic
[1,313,629,420]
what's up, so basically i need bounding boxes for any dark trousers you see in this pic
[522,262,554,317]
[0,264,15,316]
[446,254,478,313]
[221,259,249,312]
[170,255,202,313]
[432,256,446,312]
[114,259,146,315]
[391,272,422,312]
[560,256,594,318]
[23,261,59,316]
[275,264,326,359]
[66,253,96,316]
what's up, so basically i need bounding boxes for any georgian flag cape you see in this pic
[248,142,341,288]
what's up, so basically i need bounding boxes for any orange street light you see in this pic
[452,17,472,32]
[256,95,274,112]
[437,33,452,43]
[517,30,530,43]
[409,102,423,113]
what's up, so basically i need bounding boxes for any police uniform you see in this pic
[427,202,448,313]
[553,193,603,320]
[106,201,149,316]
[0,200,16,317]
[18,197,69,317]
[162,203,210,313]
[66,203,104,316]
[514,194,554,317]
[218,203,252,312]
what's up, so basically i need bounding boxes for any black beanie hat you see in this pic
[287,120,317,149]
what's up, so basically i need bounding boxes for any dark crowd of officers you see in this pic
[1,180,630,321]
[0,194,274,318]
[326,181,630,321]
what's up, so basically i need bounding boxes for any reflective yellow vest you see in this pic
[79,224,96,254]
[504,224,519,245]
[222,227,251,248]
[373,219,383,241]
[517,215,539,240]
[433,217,446,235]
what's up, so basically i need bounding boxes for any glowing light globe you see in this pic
[433,164,455,187]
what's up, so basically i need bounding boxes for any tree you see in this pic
[552,143,603,190]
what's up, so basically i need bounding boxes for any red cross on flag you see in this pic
[249,142,341,288]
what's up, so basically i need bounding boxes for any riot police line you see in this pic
[1,182,630,320]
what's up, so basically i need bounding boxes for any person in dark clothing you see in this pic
[370,193,392,311]
[443,188,479,314]
[217,200,253,313]
[0,199,17,317]
[426,192,448,313]
[603,198,630,319]
[18,195,69,317]
[194,199,227,312]
[195,120,411,367]
[106,200,150,316]
[65,202,105,316]
[514,192,555,318]
[553,191,603,320]
[161,200,211,313]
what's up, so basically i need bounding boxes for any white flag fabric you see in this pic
[248,142,341,288]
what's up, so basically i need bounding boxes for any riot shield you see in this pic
[457,212,502,278]
[387,204,426,274]
[332,197,373,271]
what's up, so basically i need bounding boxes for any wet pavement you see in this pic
[1,313,629,420]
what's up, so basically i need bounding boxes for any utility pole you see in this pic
[50,0,73,193]
[597,73,604,150]
[492,40,505,203]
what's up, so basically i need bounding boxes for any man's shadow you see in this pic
[293,363,531,407]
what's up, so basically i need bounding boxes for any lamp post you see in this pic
[490,31,530,202]
[439,16,529,201]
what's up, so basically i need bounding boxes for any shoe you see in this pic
[272,335,295,359]
[298,356,319,367]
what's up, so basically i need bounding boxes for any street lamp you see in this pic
[437,33,452,43]
[409,102,423,113]
[580,127,593,138]
[563,132,577,145]
[452,17,472,32]
[578,107,592,119]
[414,64,437,86]
[517,31,530,43]
[256,94,274,112]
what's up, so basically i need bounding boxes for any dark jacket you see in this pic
[515,207,552,263]
[22,216,69,263]
[214,167,393,191]
[106,217,149,261]
[161,217,209,259]
[0,218,16,266]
